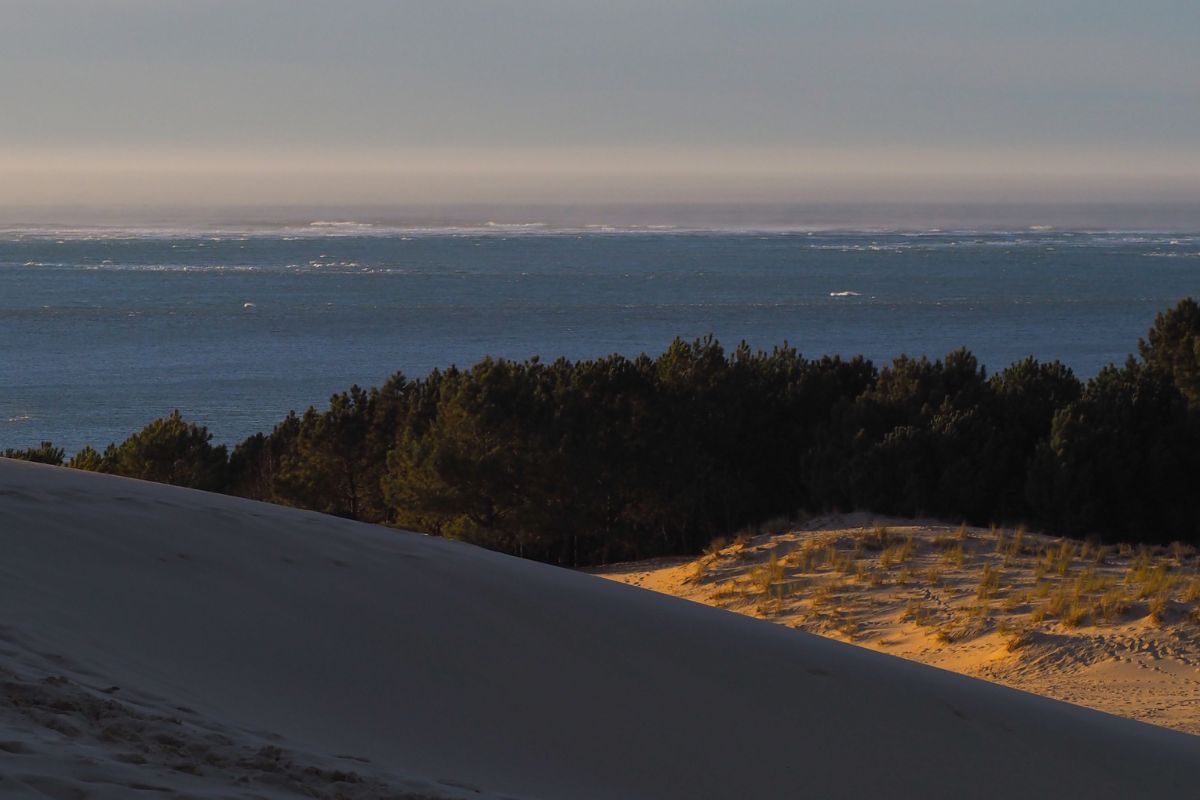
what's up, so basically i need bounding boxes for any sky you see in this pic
[2,0,1198,209]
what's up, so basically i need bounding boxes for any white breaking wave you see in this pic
[308,220,374,228]
[830,290,861,297]
[484,221,548,229]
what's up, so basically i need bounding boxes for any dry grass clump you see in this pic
[935,606,991,643]
[809,579,843,608]
[1002,589,1028,611]
[1061,601,1089,629]
[879,536,918,569]
[996,525,1030,558]
[1168,541,1197,566]
[1084,542,1118,566]
[1128,564,1179,599]
[783,540,825,572]
[712,580,741,600]
[1022,566,1127,627]
[698,519,1200,646]
[750,551,786,593]
[902,598,936,627]
[937,540,965,568]
[1004,534,1200,628]
[1095,588,1132,622]
[1072,568,1111,595]
[1004,626,1039,652]
[820,545,838,570]
[1031,580,1054,600]
[932,534,958,552]
[1079,539,1113,566]
[832,549,859,576]
[756,581,792,615]
[976,564,1002,600]
[703,536,728,557]
[1127,547,1152,573]
[691,538,731,579]
[858,526,892,551]
[1148,594,1171,625]
[1056,541,1077,575]
[1044,586,1072,617]
[1035,540,1076,577]
[1029,584,1071,623]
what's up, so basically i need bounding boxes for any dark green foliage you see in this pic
[10,299,1200,559]
[2,441,65,465]
[226,374,417,522]
[66,445,106,471]
[104,411,227,491]
[385,359,552,548]
[225,432,276,500]
[268,384,399,520]
[1140,297,1200,406]
[1029,359,1199,541]
[837,350,991,517]
[241,304,1200,556]
[981,358,1082,520]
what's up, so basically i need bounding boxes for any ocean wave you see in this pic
[808,243,912,252]
[1,224,1198,245]
[484,221,547,230]
[76,263,282,273]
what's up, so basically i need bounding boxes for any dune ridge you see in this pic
[596,513,1200,736]
[1,459,1198,799]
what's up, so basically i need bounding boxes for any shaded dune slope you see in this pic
[0,459,1196,799]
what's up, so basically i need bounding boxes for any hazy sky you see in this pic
[3,0,1198,207]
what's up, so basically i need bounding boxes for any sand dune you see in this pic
[596,513,1200,737]
[1,459,1198,799]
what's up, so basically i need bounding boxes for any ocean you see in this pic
[2,217,1198,454]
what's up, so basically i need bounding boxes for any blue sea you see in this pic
[2,214,1198,454]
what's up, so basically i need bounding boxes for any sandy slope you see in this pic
[596,514,1200,737]
[1,460,1198,799]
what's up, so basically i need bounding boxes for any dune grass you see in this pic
[690,518,1200,647]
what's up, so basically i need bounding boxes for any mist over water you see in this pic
[1,205,1198,453]
[5,201,1200,236]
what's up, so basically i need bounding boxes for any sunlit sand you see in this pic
[597,512,1200,736]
